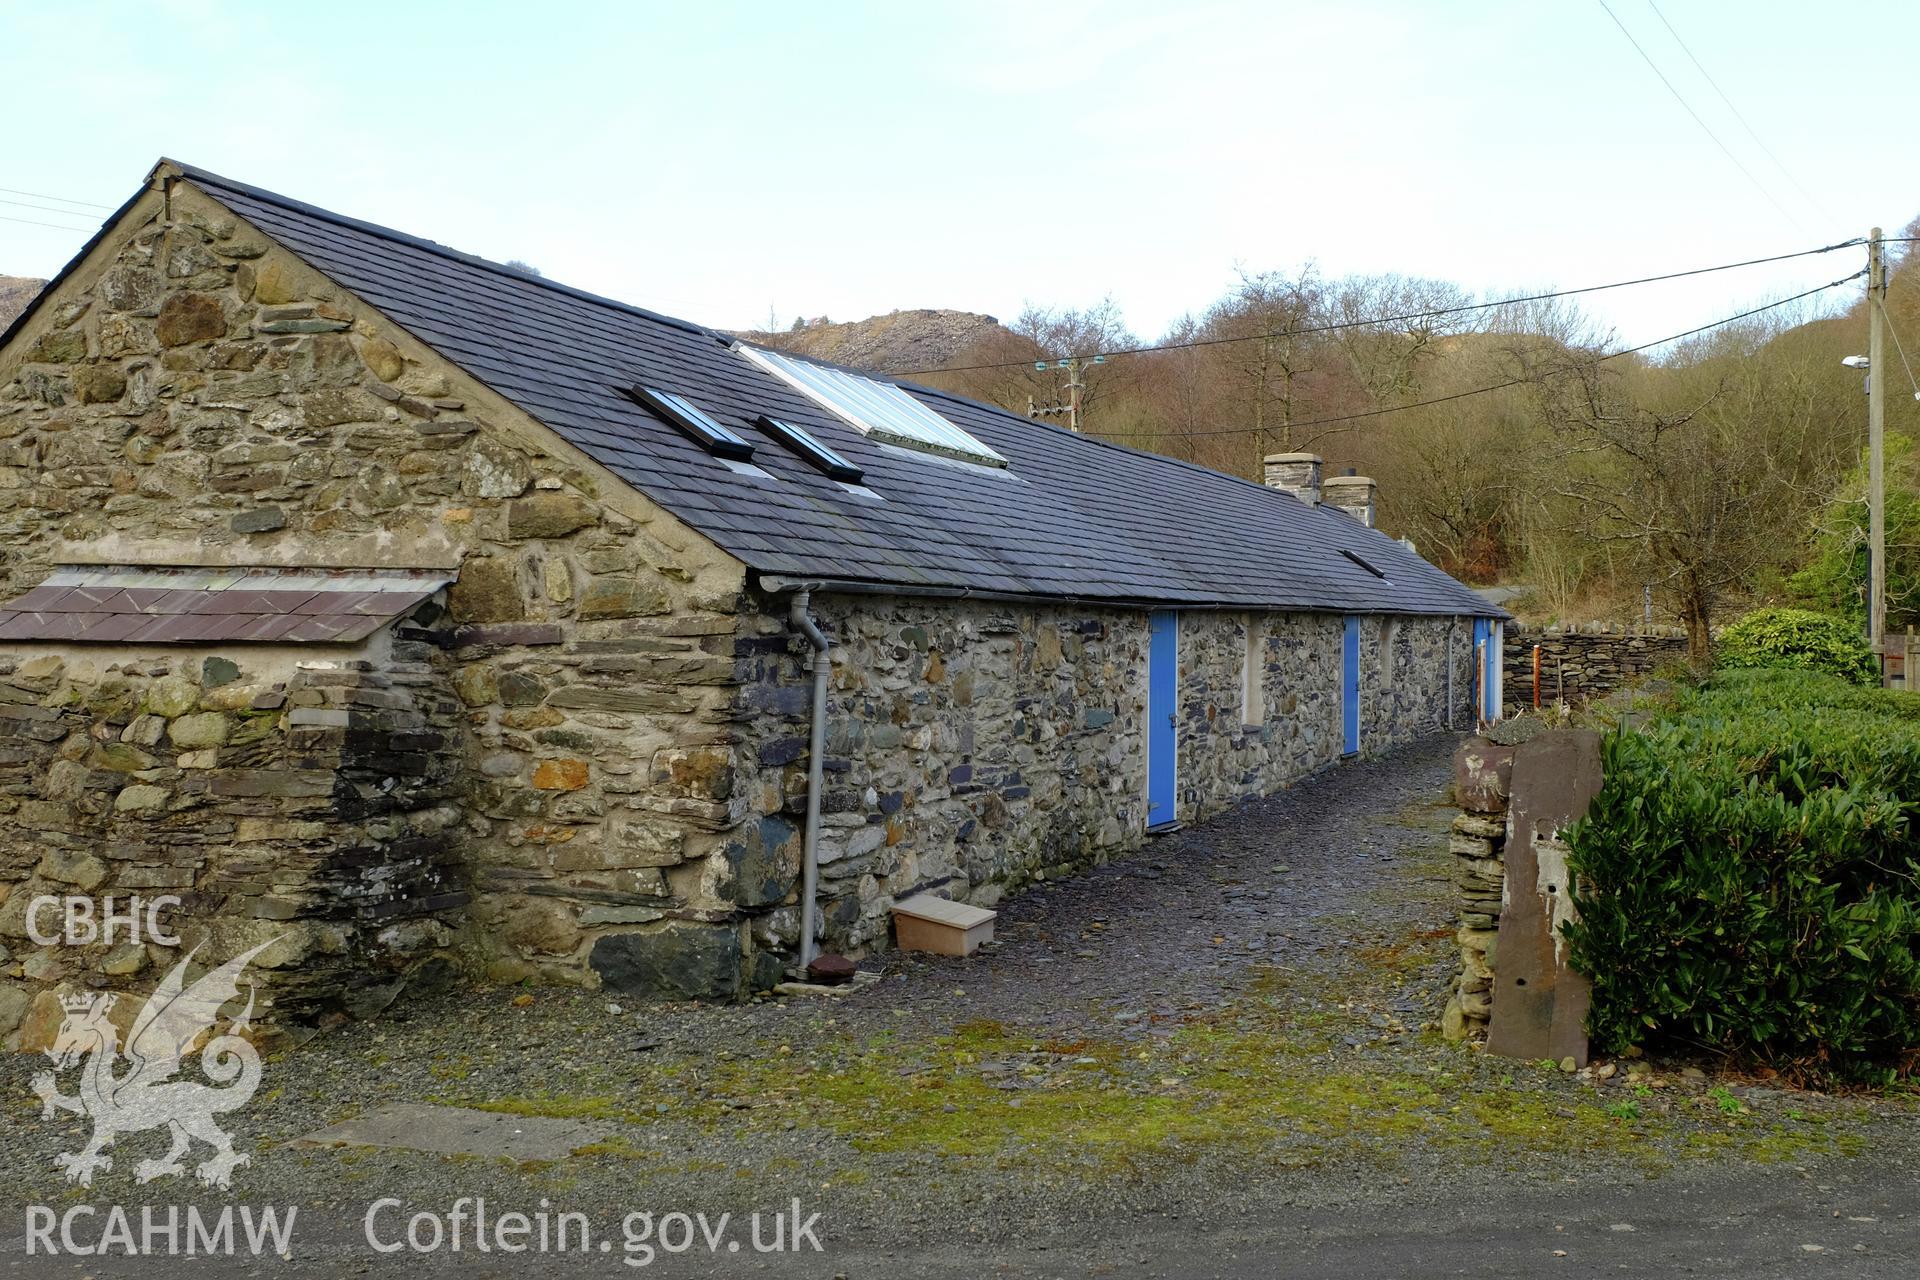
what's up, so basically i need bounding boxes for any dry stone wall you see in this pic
[1503,624,1688,706]
[1444,736,1512,1041]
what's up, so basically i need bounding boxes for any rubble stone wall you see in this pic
[736,595,1483,957]
[0,639,465,1048]
[1444,736,1513,1041]
[0,179,779,1013]
[1503,624,1689,706]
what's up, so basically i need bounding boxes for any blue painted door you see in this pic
[1342,615,1362,756]
[1148,610,1178,828]
[1472,617,1491,723]
[1482,620,1501,722]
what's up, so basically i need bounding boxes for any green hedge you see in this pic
[1562,670,1920,1082]
[1716,606,1877,685]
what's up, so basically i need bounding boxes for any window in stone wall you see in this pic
[1242,613,1265,727]
[1380,617,1400,691]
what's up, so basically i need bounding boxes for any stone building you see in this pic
[0,161,1503,1043]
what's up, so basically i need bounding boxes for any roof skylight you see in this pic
[736,345,1008,468]
[624,385,755,461]
[756,416,864,483]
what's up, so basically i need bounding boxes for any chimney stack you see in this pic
[1323,469,1378,528]
[1263,452,1322,506]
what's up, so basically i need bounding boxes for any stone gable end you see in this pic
[0,176,791,1046]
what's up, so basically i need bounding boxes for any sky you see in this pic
[1,1,1910,355]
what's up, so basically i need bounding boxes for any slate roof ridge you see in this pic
[168,159,718,341]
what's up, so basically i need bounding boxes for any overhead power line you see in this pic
[0,195,106,219]
[1088,270,1865,443]
[1595,0,1809,235]
[0,185,112,211]
[0,212,97,233]
[1878,297,1920,402]
[1645,1,1837,225]
[902,238,1865,375]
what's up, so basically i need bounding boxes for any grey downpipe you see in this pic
[789,589,830,970]
[1446,616,1457,731]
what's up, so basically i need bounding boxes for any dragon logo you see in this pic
[30,939,278,1190]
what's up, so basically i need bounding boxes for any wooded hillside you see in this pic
[871,230,1920,653]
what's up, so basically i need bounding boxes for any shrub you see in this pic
[1562,670,1920,1083]
[1789,432,1920,628]
[1716,606,1877,685]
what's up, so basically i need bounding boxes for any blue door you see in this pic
[1342,615,1362,756]
[1148,610,1178,828]
[1471,617,1492,723]
[1482,619,1501,723]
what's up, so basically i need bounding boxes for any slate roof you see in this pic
[0,567,449,645]
[18,162,1499,619]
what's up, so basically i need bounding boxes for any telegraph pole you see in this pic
[1870,227,1888,672]
[1031,355,1106,431]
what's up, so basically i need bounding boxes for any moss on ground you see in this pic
[435,764,1885,1183]
[446,994,1872,1178]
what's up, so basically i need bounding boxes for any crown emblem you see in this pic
[60,991,109,1013]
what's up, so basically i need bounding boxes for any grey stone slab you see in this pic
[294,1102,604,1161]
[1486,729,1604,1068]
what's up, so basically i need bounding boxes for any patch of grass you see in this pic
[432,979,1887,1183]
[671,1007,1735,1174]
[572,1140,657,1161]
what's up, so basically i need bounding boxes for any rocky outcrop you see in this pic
[742,310,1009,377]
[0,277,42,331]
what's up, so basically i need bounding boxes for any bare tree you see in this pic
[1326,274,1475,403]
[1198,265,1333,454]
[1536,327,1849,663]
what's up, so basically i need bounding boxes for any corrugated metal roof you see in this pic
[137,163,1499,618]
[0,566,450,645]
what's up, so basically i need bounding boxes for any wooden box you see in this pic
[892,894,997,957]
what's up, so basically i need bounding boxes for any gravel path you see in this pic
[3,734,1916,1277]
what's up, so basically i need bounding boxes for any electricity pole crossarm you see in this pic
[1031,355,1106,431]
